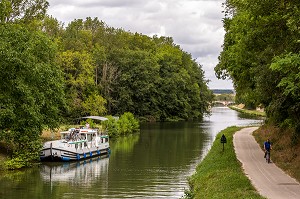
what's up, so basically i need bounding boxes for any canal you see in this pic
[0,107,263,198]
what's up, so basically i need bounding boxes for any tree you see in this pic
[58,50,96,118]
[269,53,300,128]
[82,93,107,116]
[216,0,300,130]
[0,23,65,168]
[0,0,49,23]
[57,17,213,122]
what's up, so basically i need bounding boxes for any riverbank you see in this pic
[185,126,264,198]
[0,144,9,170]
[229,105,266,117]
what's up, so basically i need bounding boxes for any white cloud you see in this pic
[47,0,233,89]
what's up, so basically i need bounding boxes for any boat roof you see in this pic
[61,128,98,134]
[81,116,108,121]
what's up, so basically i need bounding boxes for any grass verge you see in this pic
[185,126,265,199]
[229,106,266,117]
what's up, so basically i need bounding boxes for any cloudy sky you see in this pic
[47,0,233,89]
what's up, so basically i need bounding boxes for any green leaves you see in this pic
[102,112,139,137]
[0,23,65,168]
[82,93,107,116]
[271,53,300,98]
[0,0,49,23]
[51,17,213,122]
[218,0,300,128]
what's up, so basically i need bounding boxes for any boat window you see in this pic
[87,134,92,141]
[61,133,69,140]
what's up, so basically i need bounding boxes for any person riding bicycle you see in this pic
[264,139,272,158]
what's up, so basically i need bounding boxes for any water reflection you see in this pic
[107,121,209,198]
[40,155,109,185]
[110,133,140,155]
[0,107,263,199]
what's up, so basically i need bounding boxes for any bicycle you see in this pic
[265,150,270,163]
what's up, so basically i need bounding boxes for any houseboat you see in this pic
[40,127,110,161]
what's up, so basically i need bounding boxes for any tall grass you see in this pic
[185,126,265,199]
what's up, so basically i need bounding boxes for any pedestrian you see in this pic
[86,122,90,129]
[264,138,272,158]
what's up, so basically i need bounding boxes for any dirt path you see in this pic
[234,127,300,199]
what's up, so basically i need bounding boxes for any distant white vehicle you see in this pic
[40,122,110,161]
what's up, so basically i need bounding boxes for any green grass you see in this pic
[229,106,266,117]
[185,126,265,199]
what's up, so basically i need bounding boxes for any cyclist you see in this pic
[264,139,272,159]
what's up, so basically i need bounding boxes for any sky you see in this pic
[47,0,233,89]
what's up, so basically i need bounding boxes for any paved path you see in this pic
[234,127,300,199]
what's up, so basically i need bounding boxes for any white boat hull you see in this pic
[40,128,110,161]
[40,141,110,161]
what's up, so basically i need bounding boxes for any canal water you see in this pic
[0,107,263,199]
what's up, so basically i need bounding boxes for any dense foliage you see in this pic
[44,17,213,122]
[216,0,300,132]
[102,112,140,137]
[0,1,212,168]
[0,23,65,168]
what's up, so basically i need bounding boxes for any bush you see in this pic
[102,112,139,137]
[102,116,119,137]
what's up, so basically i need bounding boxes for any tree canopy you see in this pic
[0,23,65,168]
[0,2,213,168]
[216,0,300,131]
[47,17,213,122]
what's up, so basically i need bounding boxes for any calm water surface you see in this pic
[0,107,263,198]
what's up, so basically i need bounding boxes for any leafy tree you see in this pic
[216,0,300,130]
[53,17,212,122]
[0,0,49,23]
[42,15,64,39]
[269,53,300,128]
[58,50,96,118]
[82,93,107,116]
[0,23,65,168]
[109,48,160,117]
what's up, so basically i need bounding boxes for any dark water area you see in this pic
[0,107,263,199]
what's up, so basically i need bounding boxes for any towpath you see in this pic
[234,127,300,199]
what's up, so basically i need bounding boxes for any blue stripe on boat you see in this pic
[61,156,70,161]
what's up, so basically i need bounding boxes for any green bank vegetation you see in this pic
[0,1,212,169]
[216,0,300,132]
[185,126,265,199]
[229,106,266,117]
[215,1,300,189]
